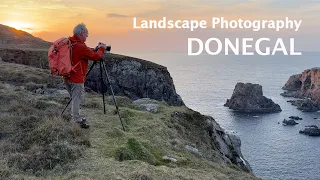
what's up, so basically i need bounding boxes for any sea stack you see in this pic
[224,82,282,113]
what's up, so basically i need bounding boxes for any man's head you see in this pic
[73,23,88,42]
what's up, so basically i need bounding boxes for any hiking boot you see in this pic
[72,117,90,129]
[77,121,90,129]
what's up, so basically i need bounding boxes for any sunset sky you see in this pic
[0,0,319,53]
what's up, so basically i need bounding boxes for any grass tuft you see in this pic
[115,138,157,165]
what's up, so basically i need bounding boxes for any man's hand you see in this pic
[95,42,107,51]
[97,42,107,49]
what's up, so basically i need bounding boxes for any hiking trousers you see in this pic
[64,80,85,121]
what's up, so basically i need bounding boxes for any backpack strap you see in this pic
[68,40,84,75]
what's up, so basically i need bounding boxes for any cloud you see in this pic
[23,27,34,30]
[265,0,320,8]
[107,13,130,18]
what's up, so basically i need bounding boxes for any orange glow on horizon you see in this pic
[3,21,35,33]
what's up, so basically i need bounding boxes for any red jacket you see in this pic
[65,35,105,83]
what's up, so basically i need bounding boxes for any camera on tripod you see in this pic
[96,42,111,52]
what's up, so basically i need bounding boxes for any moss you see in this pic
[115,138,156,165]
[115,147,135,161]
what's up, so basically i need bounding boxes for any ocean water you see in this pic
[122,51,320,180]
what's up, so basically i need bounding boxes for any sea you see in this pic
[121,51,320,180]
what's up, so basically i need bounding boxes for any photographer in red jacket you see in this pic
[64,23,106,128]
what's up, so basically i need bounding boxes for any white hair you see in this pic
[73,23,88,35]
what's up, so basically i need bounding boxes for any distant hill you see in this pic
[0,24,51,49]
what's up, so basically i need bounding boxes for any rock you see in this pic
[138,104,158,113]
[280,91,301,98]
[306,125,318,128]
[282,68,320,110]
[35,88,44,94]
[299,125,320,136]
[133,98,156,104]
[289,116,303,120]
[296,99,319,112]
[162,156,177,163]
[55,90,69,96]
[185,145,202,156]
[224,83,282,113]
[282,74,302,91]
[133,98,159,113]
[282,119,298,126]
[224,131,252,172]
[0,57,2,62]
[85,54,184,106]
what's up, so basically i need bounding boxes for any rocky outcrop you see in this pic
[289,116,303,120]
[85,54,184,106]
[223,131,252,172]
[282,68,320,111]
[282,119,298,126]
[171,110,252,172]
[224,83,281,113]
[133,98,159,113]
[299,125,320,136]
[282,74,302,91]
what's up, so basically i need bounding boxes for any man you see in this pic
[64,23,106,128]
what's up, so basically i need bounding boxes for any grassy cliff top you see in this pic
[0,61,259,179]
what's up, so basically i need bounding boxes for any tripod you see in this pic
[61,52,125,131]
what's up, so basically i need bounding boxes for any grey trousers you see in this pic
[64,80,85,121]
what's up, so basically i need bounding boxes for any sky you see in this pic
[0,0,319,53]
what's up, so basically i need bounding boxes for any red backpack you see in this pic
[48,37,80,76]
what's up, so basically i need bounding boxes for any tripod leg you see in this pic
[101,60,125,131]
[86,61,98,77]
[100,61,106,114]
[61,98,72,116]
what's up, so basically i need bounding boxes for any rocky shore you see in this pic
[282,68,320,111]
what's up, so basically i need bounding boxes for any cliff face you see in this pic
[0,48,184,106]
[282,68,320,104]
[85,53,185,106]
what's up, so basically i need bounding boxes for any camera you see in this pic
[106,45,111,52]
[95,42,111,52]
